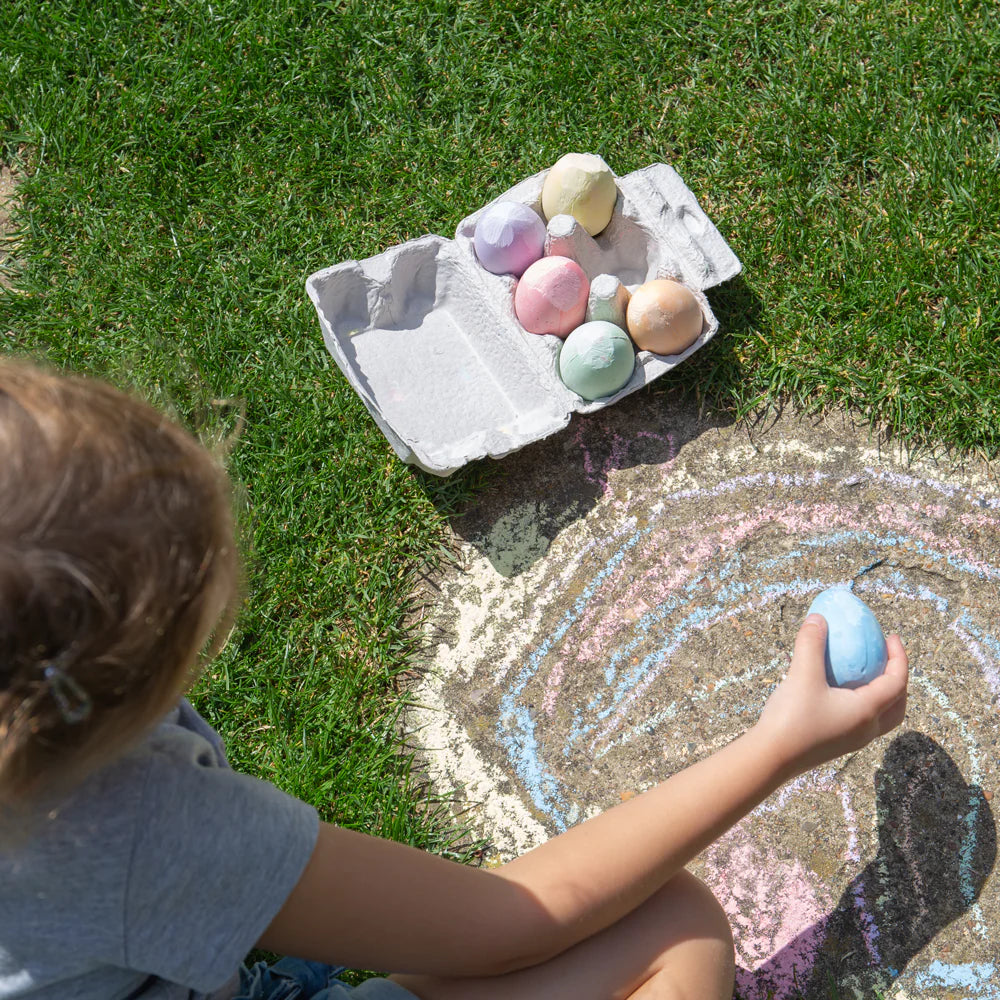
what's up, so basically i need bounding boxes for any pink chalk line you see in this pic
[591,585,821,752]
[540,659,564,717]
[570,498,862,670]
[537,488,999,725]
[575,427,678,513]
[704,829,831,1000]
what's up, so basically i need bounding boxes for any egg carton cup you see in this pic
[306,162,741,476]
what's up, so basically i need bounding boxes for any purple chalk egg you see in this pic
[474,201,546,277]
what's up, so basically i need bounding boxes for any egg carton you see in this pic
[306,162,741,476]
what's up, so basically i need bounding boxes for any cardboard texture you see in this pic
[306,162,742,476]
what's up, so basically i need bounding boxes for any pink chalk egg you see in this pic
[474,201,547,277]
[514,256,589,337]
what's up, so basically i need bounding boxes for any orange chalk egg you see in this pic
[625,279,704,356]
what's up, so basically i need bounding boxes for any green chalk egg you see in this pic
[558,321,635,401]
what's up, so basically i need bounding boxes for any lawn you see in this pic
[2,0,999,994]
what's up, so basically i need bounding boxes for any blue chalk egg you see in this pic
[807,587,888,689]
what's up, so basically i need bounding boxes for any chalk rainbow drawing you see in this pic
[411,407,1000,999]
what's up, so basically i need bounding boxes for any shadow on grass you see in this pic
[740,731,997,1000]
[414,274,760,578]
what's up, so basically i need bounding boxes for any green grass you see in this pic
[2,0,1000,994]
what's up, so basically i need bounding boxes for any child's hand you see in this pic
[754,613,909,780]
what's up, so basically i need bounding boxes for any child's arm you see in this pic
[257,615,907,977]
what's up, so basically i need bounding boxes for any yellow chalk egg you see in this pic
[625,279,703,356]
[541,153,618,236]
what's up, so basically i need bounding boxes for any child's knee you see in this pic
[647,872,735,1000]
[667,870,734,952]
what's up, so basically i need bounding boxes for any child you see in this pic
[0,357,909,1000]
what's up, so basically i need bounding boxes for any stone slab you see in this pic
[407,390,1000,999]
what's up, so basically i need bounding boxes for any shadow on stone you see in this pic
[743,731,997,999]
[452,388,731,577]
[411,274,761,577]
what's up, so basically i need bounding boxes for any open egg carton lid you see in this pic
[306,161,741,476]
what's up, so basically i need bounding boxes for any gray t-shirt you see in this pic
[0,700,319,999]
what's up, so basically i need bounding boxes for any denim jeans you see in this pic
[235,958,417,1000]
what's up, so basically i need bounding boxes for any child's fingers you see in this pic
[862,634,909,704]
[880,690,908,732]
[884,634,909,680]
[848,635,908,732]
[872,634,909,728]
[789,614,828,684]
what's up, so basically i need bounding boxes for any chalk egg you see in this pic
[473,201,546,277]
[807,587,888,689]
[626,279,704,356]
[541,153,618,236]
[514,256,589,337]
[558,321,636,401]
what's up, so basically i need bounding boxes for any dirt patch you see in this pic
[0,161,22,289]
[408,390,1000,1000]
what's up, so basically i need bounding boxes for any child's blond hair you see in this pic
[0,358,240,802]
